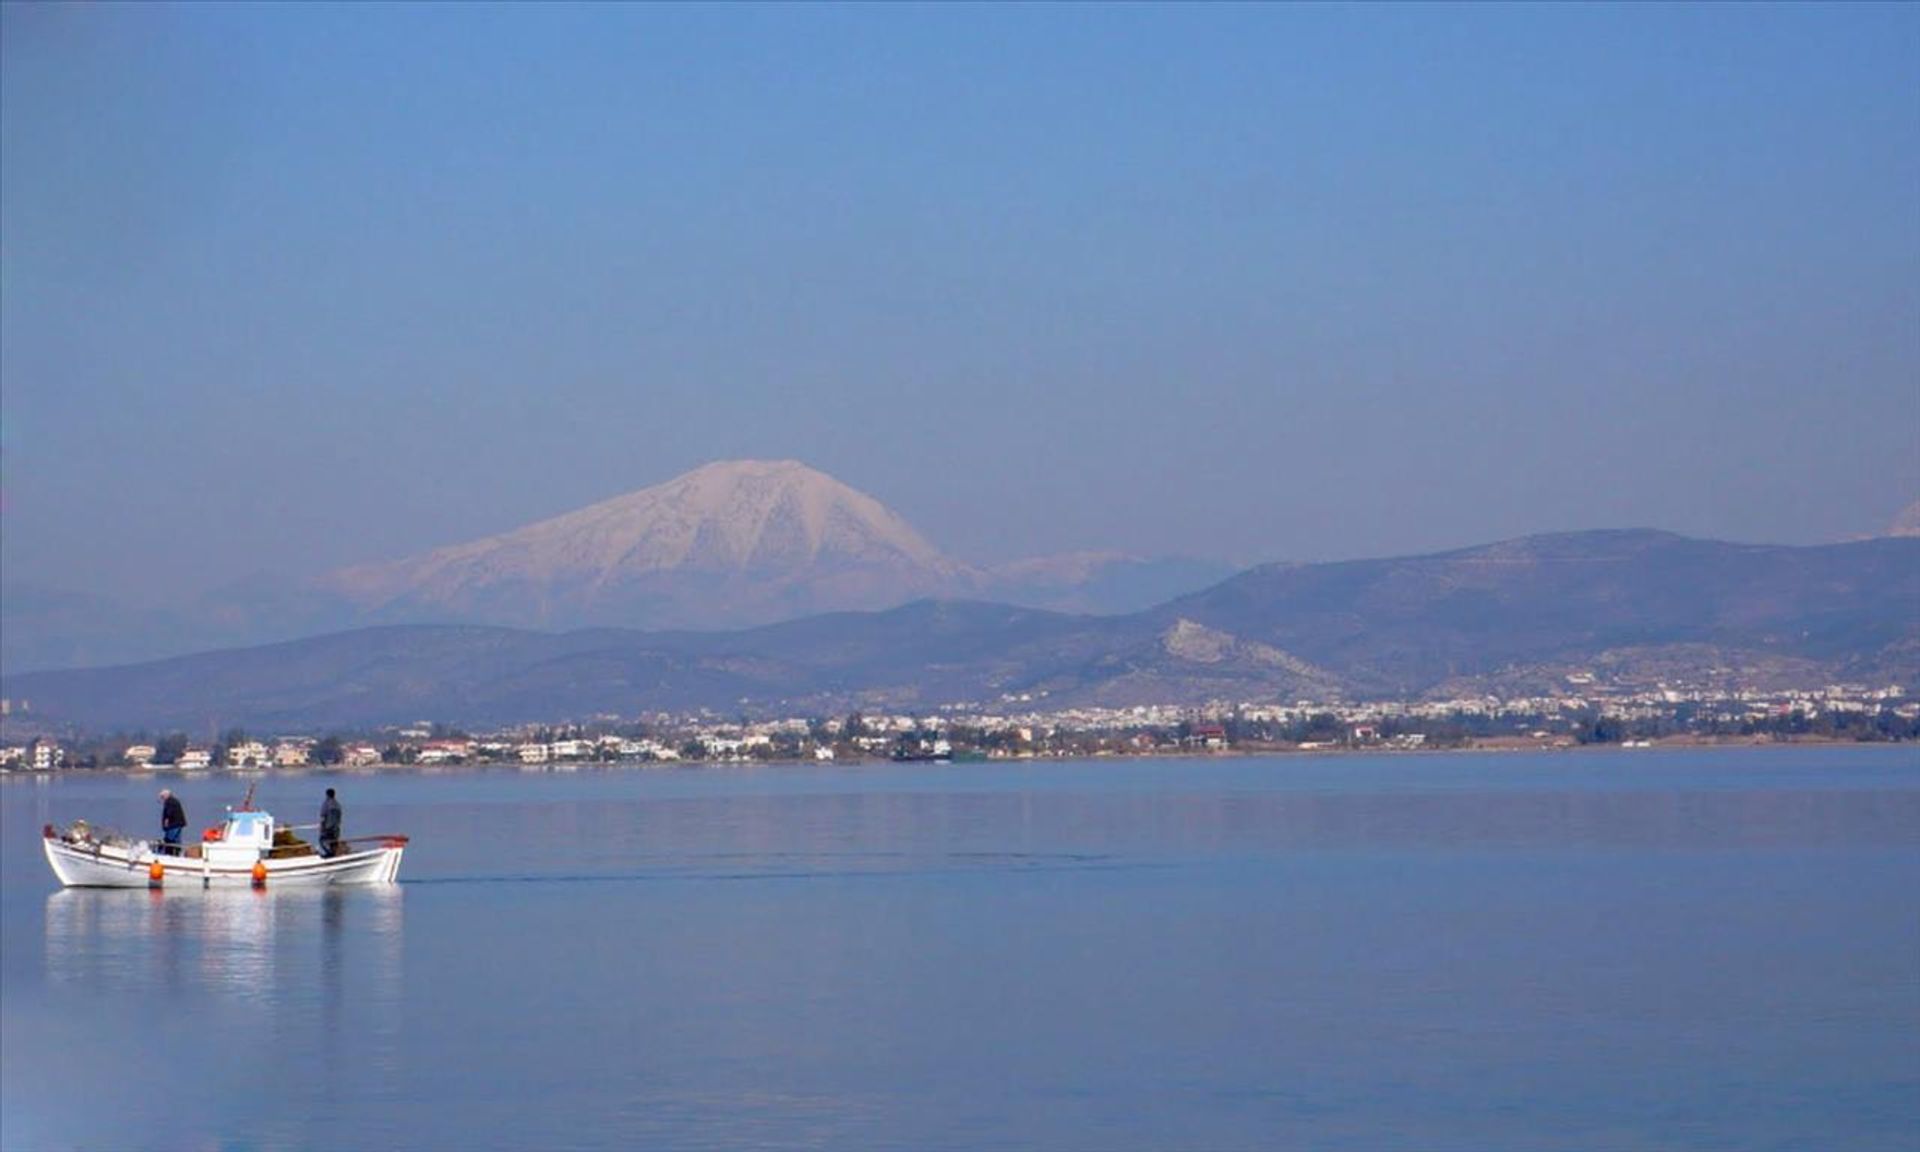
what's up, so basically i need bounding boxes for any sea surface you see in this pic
[2,747,1916,1151]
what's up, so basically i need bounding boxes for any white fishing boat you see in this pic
[43,806,407,889]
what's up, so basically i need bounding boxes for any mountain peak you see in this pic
[321,460,970,629]
[571,458,956,572]
[681,458,811,479]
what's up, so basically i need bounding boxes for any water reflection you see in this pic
[44,887,405,1012]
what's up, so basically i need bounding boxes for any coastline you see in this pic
[2,731,1906,780]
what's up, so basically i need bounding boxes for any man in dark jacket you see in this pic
[319,788,343,858]
[159,789,186,855]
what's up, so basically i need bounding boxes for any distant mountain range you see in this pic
[8,530,1916,733]
[0,460,1232,673]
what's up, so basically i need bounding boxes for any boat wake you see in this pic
[405,850,1144,887]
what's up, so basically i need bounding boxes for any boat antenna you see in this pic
[240,780,257,812]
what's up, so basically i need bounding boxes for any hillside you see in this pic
[1142,530,1920,698]
[8,531,1915,732]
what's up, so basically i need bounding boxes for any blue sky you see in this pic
[3,3,1916,603]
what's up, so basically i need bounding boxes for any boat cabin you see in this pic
[203,809,276,867]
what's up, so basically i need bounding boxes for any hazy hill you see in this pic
[9,530,1915,732]
[1890,500,1920,538]
[0,583,169,673]
[1142,530,1920,698]
[981,552,1239,615]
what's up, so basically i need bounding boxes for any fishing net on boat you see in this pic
[52,819,139,848]
[269,826,315,858]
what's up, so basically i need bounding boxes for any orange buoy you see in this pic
[148,860,165,887]
[251,861,267,888]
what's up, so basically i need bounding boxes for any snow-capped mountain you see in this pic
[319,460,974,631]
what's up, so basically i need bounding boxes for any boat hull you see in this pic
[44,836,403,888]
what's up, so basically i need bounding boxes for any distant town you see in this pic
[2,678,1914,773]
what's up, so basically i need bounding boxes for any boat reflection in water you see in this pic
[44,885,404,1012]
[37,885,407,1142]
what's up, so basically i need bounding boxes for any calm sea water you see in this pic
[2,748,1916,1151]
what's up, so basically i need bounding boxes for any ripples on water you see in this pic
[3,749,1916,1151]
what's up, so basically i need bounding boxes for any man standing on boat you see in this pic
[159,789,186,855]
[319,788,343,858]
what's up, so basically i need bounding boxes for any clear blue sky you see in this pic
[4,3,1916,603]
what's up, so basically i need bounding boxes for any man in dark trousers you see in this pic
[159,789,186,855]
[319,788,343,858]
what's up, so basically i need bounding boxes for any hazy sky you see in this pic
[4,3,1916,604]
